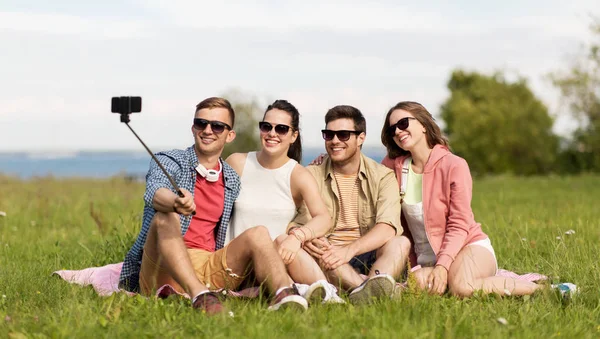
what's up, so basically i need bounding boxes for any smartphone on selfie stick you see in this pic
[111,96,195,215]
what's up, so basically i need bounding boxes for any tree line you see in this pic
[443,19,599,175]
[224,19,599,176]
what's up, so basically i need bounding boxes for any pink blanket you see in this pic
[53,262,259,299]
[53,262,546,299]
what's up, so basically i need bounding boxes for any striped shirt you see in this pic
[327,172,361,246]
[118,145,240,292]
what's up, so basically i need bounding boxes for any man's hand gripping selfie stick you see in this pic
[112,96,195,215]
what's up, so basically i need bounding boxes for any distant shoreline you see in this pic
[0,147,388,179]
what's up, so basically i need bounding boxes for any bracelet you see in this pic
[290,230,303,243]
[298,227,309,241]
[287,226,301,235]
[306,226,316,239]
[295,229,307,242]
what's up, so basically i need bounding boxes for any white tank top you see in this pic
[226,152,297,243]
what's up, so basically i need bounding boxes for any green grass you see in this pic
[1,174,600,338]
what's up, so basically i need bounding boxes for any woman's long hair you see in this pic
[381,101,448,159]
[264,100,302,162]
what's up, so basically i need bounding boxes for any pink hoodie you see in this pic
[382,144,488,271]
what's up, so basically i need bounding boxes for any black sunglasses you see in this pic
[386,117,417,136]
[193,118,232,134]
[321,129,362,141]
[258,122,292,136]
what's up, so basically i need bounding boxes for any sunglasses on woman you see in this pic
[258,122,292,136]
[321,129,362,141]
[193,118,232,135]
[386,117,417,136]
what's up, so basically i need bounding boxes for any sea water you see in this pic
[0,147,387,179]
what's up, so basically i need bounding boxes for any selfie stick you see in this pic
[123,122,183,196]
[117,104,195,215]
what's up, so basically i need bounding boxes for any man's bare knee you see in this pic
[239,225,272,245]
[378,235,411,257]
[152,212,180,235]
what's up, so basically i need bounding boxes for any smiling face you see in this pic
[260,108,298,158]
[191,107,236,157]
[388,109,427,152]
[324,118,365,165]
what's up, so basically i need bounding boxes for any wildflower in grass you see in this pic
[564,230,575,235]
[497,317,508,325]
[0,211,6,217]
[556,236,562,240]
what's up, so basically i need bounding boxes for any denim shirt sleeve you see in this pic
[143,153,182,206]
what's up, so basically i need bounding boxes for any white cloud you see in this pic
[137,0,468,33]
[0,1,597,151]
[0,11,151,38]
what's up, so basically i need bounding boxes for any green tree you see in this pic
[220,88,264,158]
[550,18,600,172]
[440,70,558,175]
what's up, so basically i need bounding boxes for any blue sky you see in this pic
[0,1,596,151]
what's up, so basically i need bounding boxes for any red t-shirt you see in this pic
[183,165,225,252]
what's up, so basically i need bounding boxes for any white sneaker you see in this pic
[349,273,395,305]
[304,281,327,304]
[293,283,310,297]
[298,281,346,304]
[322,282,346,304]
[268,286,308,311]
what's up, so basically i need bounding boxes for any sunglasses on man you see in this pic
[258,122,293,136]
[193,118,232,135]
[321,129,362,141]
[386,117,417,136]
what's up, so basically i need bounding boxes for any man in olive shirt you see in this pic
[287,105,411,304]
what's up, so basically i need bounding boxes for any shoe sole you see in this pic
[305,284,327,305]
[349,275,395,305]
[268,295,308,311]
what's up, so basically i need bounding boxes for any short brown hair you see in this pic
[195,97,235,128]
[381,101,449,159]
[324,105,366,134]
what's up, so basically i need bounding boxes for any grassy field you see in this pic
[1,174,600,338]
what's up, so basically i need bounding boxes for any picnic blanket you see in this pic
[53,262,259,299]
[53,262,547,299]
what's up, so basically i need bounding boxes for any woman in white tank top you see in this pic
[225,100,331,267]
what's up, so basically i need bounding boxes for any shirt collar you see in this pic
[185,145,240,189]
[325,152,367,180]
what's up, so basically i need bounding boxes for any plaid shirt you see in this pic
[119,145,240,292]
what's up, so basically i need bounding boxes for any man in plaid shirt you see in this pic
[119,97,307,314]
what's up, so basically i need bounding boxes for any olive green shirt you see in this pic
[289,152,401,235]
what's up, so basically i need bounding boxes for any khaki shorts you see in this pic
[139,244,245,296]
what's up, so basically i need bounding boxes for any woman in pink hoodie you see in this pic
[380,101,544,297]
